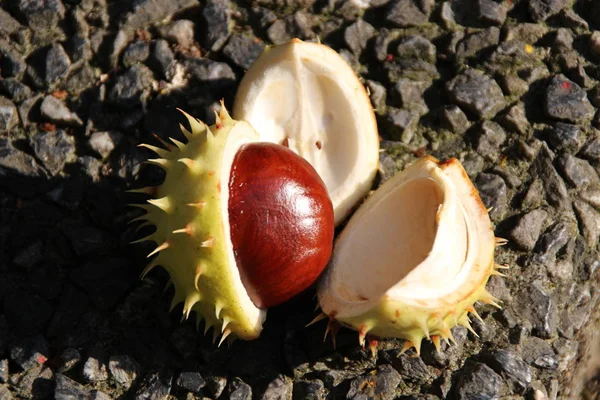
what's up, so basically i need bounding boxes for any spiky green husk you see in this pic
[316,157,507,355]
[132,104,265,343]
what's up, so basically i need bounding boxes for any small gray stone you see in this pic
[456,27,500,59]
[0,42,26,78]
[476,0,507,25]
[0,9,22,36]
[134,370,173,400]
[395,356,430,383]
[573,200,600,248]
[109,355,139,389]
[0,138,46,178]
[396,35,436,64]
[439,105,470,134]
[500,103,529,136]
[546,122,583,153]
[590,31,600,59]
[17,0,66,31]
[0,96,19,131]
[107,65,153,108]
[498,75,529,97]
[385,108,419,144]
[485,350,532,393]
[386,0,429,28]
[176,371,205,393]
[528,0,570,21]
[226,377,252,400]
[580,135,600,162]
[580,187,600,209]
[475,173,507,220]
[344,20,375,57]
[520,282,558,339]
[124,0,198,30]
[553,338,579,373]
[55,373,89,400]
[447,69,505,120]
[347,365,401,400]
[202,0,233,51]
[293,380,327,400]
[58,348,81,373]
[150,39,175,80]
[223,33,265,70]
[45,43,71,85]
[393,78,429,116]
[9,335,48,370]
[267,12,315,45]
[89,131,123,159]
[510,209,548,251]
[454,362,504,400]
[13,240,43,270]
[532,143,570,210]
[545,75,595,123]
[522,337,558,370]
[0,78,33,103]
[560,154,600,189]
[259,374,292,400]
[83,357,109,382]
[0,359,7,383]
[366,80,387,113]
[521,179,545,209]
[184,58,236,86]
[30,130,76,176]
[122,41,150,68]
[40,96,83,126]
[159,19,195,49]
[90,390,112,400]
[0,385,12,400]
[475,121,506,161]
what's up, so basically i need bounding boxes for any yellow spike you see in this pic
[177,108,206,135]
[204,321,212,336]
[431,335,441,353]
[495,237,509,246]
[218,328,231,347]
[212,328,219,344]
[219,99,231,120]
[147,241,169,258]
[480,290,502,308]
[169,137,186,150]
[358,324,369,348]
[215,302,223,319]
[221,317,230,333]
[194,264,203,291]
[138,143,170,158]
[201,237,215,248]
[126,186,157,195]
[495,263,510,270]
[140,260,158,279]
[213,109,222,129]
[467,306,484,324]
[305,312,327,327]
[129,234,155,244]
[179,123,194,140]
[398,340,415,356]
[487,206,494,213]
[368,338,378,358]
[491,269,507,277]
[145,158,169,169]
[152,133,176,151]
[459,313,479,338]
[148,197,171,213]
[419,318,430,338]
[182,293,201,321]
[177,158,202,173]
[173,224,194,236]
[187,201,207,209]
[442,325,456,345]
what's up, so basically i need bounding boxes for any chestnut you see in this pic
[132,104,334,342]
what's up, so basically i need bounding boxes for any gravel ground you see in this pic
[1,0,600,399]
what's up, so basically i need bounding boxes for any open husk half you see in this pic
[233,39,379,225]
[316,156,506,354]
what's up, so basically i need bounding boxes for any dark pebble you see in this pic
[393,78,429,116]
[0,359,7,383]
[17,0,66,31]
[509,209,548,252]
[573,200,600,248]
[40,95,83,126]
[475,121,506,161]
[475,173,507,220]
[344,19,376,57]
[439,105,470,134]
[531,143,570,210]
[528,0,570,21]
[485,349,532,393]
[0,96,19,131]
[456,28,500,60]
[396,35,436,64]
[45,43,71,86]
[30,130,76,176]
[107,64,153,108]
[579,135,600,162]
[0,42,26,78]
[12,239,44,271]
[557,154,600,189]
[0,9,21,36]
[223,33,265,70]
[384,107,419,144]
[454,361,504,400]
[202,0,233,51]
[57,348,81,373]
[226,377,252,400]
[123,0,198,30]
[176,371,206,393]
[546,122,583,153]
[122,41,150,68]
[520,282,558,339]
[159,19,195,49]
[499,103,529,136]
[109,355,140,389]
[88,131,123,159]
[395,355,430,383]
[9,335,48,371]
[447,69,505,120]
[522,337,558,370]
[55,373,89,400]
[386,0,429,28]
[184,57,236,87]
[347,364,401,400]
[134,370,173,400]
[0,79,33,103]
[293,379,327,400]
[82,356,109,382]
[259,374,293,400]
[476,0,507,26]
[267,12,315,45]
[545,75,595,123]
[149,39,175,80]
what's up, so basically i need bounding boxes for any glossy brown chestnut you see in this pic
[228,143,335,309]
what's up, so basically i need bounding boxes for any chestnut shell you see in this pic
[228,143,335,309]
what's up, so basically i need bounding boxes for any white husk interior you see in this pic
[234,39,379,224]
